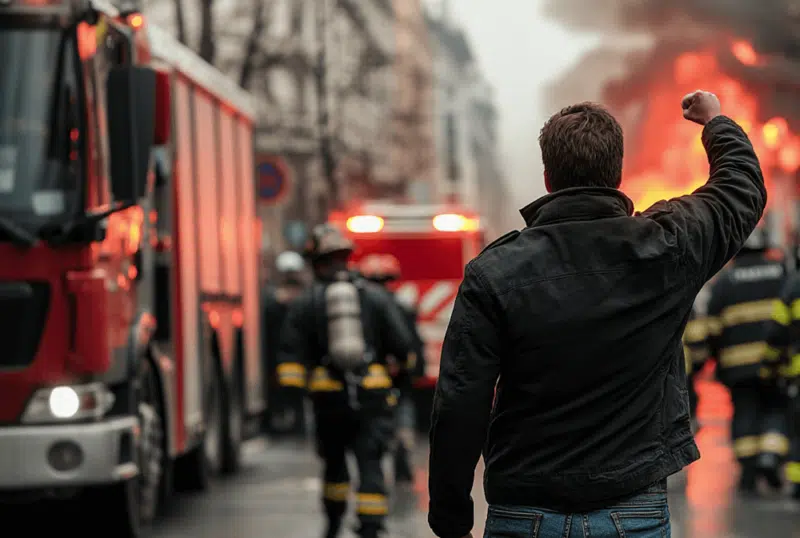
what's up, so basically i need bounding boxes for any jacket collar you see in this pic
[519,187,634,227]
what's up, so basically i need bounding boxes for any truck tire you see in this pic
[88,360,164,537]
[174,360,224,490]
[221,373,243,474]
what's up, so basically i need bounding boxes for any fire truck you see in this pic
[0,1,262,534]
[330,202,485,431]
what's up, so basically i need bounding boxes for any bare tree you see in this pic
[172,0,187,44]
[198,0,215,64]
[238,0,269,89]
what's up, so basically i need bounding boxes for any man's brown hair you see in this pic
[539,102,624,191]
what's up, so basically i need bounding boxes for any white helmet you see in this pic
[275,251,305,273]
[742,226,769,250]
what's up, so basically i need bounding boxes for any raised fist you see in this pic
[681,90,721,125]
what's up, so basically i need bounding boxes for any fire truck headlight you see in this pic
[21,383,115,424]
[49,387,80,419]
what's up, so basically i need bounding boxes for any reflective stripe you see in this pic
[719,342,767,368]
[277,362,307,388]
[309,367,344,392]
[791,299,800,321]
[786,462,800,484]
[706,317,722,336]
[356,493,389,515]
[772,300,791,326]
[780,355,800,378]
[684,319,707,343]
[721,299,776,327]
[733,436,760,458]
[763,346,782,362]
[324,482,350,502]
[406,352,417,371]
[760,432,790,456]
[361,364,392,390]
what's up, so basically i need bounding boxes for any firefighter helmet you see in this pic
[358,254,401,283]
[275,251,305,274]
[742,222,770,251]
[304,224,354,260]
[358,254,385,282]
[380,254,401,282]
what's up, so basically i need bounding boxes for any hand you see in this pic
[460,534,474,538]
[681,90,721,125]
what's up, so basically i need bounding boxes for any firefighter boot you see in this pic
[323,516,343,538]
[757,453,784,491]
[738,460,758,494]
[394,443,413,483]
[354,522,383,538]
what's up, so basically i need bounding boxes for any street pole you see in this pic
[314,0,339,213]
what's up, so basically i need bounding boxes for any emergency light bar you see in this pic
[344,212,479,233]
[432,213,479,232]
[346,215,384,233]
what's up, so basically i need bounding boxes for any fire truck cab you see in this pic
[0,1,262,535]
[331,202,485,432]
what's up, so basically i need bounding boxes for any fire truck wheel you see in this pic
[203,360,226,476]
[221,373,243,474]
[87,360,164,537]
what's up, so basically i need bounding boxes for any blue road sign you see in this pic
[256,157,290,204]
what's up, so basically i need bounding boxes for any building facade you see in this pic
[143,0,400,257]
[425,6,509,239]
[390,0,438,204]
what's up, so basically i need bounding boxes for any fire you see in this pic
[731,40,758,66]
[621,42,800,213]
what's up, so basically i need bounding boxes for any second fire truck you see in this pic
[0,1,262,535]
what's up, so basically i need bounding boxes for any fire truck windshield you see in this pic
[0,25,82,238]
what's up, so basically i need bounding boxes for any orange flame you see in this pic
[731,40,758,66]
[621,44,800,214]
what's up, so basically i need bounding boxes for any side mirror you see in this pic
[106,65,156,202]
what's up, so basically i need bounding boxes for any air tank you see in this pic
[325,272,366,370]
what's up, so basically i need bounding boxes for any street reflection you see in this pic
[684,374,737,538]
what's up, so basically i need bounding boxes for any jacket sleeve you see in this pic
[642,116,766,283]
[428,263,502,538]
[276,293,311,390]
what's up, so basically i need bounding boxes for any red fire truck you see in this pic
[330,202,485,431]
[0,1,262,535]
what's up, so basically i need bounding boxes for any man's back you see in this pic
[427,95,767,538]
[479,191,698,506]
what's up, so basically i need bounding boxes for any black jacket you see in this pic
[765,270,800,380]
[277,275,415,415]
[705,250,786,385]
[427,116,766,538]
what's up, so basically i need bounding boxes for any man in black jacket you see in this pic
[428,91,766,538]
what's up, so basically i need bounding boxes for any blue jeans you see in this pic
[484,481,670,538]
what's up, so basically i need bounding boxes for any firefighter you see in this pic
[765,267,800,500]
[277,224,415,538]
[683,301,709,430]
[706,226,789,493]
[358,254,426,484]
[262,251,308,438]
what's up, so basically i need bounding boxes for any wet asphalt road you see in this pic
[147,420,800,538]
[149,380,800,538]
[10,380,800,537]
